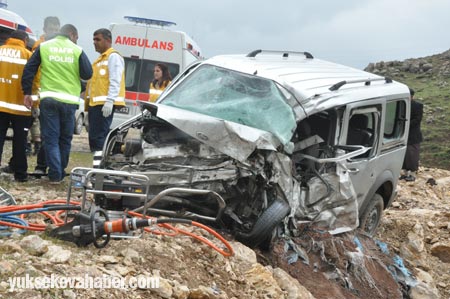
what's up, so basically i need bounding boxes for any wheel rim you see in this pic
[75,116,83,133]
[365,208,379,233]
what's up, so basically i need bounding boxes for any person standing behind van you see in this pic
[149,63,172,102]
[401,88,423,182]
[85,28,125,152]
[0,30,33,182]
[22,24,93,184]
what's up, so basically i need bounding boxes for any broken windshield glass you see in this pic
[161,64,297,146]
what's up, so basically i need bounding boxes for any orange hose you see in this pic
[127,211,234,257]
[1,201,234,256]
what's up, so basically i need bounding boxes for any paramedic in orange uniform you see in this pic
[0,30,33,182]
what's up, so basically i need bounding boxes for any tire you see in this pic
[359,193,384,236]
[84,115,89,133]
[74,113,84,135]
[237,198,291,248]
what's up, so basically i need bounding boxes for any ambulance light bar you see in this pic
[124,16,176,27]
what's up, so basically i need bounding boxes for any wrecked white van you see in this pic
[94,50,410,247]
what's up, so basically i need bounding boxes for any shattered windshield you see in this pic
[160,64,297,145]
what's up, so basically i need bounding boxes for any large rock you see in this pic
[230,241,257,265]
[19,235,49,256]
[410,282,440,299]
[273,267,316,299]
[245,264,285,298]
[189,285,229,299]
[151,277,173,299]
[430,242,450,263]
[43,245,72,263]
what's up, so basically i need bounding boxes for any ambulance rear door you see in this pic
[110,22,148,123]
[110,21,182,128]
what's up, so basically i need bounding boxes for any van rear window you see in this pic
[384,100,406,140]
[124,58,179,93]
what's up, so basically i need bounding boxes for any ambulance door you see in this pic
[140,28,183,88]
[110,24,147,125]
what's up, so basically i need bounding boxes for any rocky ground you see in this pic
[0,134,449,298]
[376,167,450,299]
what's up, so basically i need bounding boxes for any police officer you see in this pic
[22,24,92,184]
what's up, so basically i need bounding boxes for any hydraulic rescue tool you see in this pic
[0,168,233,256]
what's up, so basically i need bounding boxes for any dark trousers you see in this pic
[88,105,113,152]
[402,143,420,172]
[39,98,76,181]
[0,112,32,180]
[35,142,47,172]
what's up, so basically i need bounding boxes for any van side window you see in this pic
[383,100,407,142]
[346,109,379,158]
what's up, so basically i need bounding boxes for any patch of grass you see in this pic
[0,135,93,190]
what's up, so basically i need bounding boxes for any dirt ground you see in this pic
[264,231,405,299]
[0,135,449,298]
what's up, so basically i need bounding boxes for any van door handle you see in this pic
[348,168,360,174]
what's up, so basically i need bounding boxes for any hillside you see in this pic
[0,134,448,298]
[364,49,450,169]
[1,165,448,299]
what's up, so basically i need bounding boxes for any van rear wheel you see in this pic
[359,193,384,236]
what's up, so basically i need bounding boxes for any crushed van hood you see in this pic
[152,103,281,162]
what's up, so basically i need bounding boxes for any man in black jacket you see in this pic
[401,88,423,182]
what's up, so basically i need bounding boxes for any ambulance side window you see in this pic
[138,60,180,93]
[124,58,139,90]
[123,58,180,93]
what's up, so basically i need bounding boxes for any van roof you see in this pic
[204,50,409,116]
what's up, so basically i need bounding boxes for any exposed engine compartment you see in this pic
[98,114,291,246]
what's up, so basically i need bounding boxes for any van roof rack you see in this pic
[329,77,393,91]
[246,49,314,59]
[124,16,176,27]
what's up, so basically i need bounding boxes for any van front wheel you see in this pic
[74,113,84,135]
[237,198,290,248]
[359,193,384,236]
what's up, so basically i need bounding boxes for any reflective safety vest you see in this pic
[87,47,125,107]
[39,36,82,105]
[0,38,32,116]
[149,80,171,102]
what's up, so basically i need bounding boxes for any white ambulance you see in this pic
[0,3,35,47]
[109,16,203,128]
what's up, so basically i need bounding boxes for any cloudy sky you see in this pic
[6,0,450,69]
